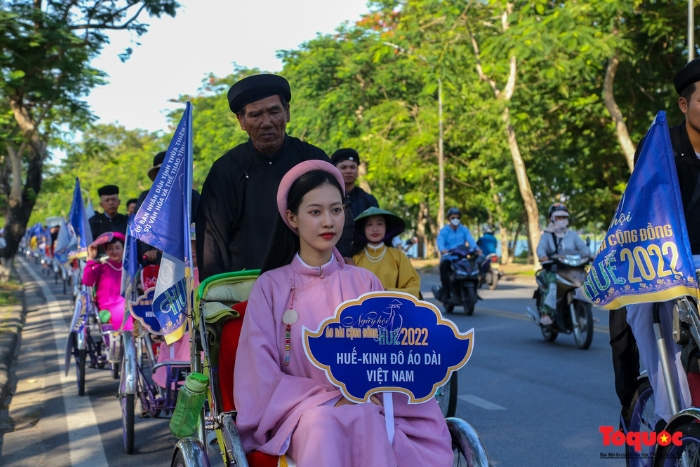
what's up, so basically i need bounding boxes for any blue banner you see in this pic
[584,111,699,309]
[54,217,77,264]
[130,102,193,344]
[128,288,161,334]
[120,228,139,297]
[303,292,473,403]
[68,178,93,249]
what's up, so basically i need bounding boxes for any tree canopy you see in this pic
[22,0,697,262]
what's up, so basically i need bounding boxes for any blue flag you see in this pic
[68,178,93,249]
[584,111,699,309]
[130,102,193,344]
[54,217,77,264]
[120,228,139,297]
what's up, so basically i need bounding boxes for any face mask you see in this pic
[450,218,461,227]
[554,219,568,229]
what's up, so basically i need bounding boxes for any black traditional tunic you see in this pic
[89,212,128,240]
[196,135,330,280]
[347,186,379,218]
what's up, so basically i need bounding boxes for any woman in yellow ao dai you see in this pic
[352,207,421,298]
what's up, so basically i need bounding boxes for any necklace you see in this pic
[364,244,387,263]
[282,286,298,366]
[106,261,123,272]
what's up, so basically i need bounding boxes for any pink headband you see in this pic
[277,160,345,234]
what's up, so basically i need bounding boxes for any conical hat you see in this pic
[354,206,406,242]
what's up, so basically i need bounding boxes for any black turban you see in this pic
[227,74,291,114]
[674,58,700,94]
[97,185,119,197]
[331,148,360,166]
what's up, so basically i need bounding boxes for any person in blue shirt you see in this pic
[436,207,480,301]
[477,226,498,257]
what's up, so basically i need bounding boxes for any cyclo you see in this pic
[170,270,492,467]
[65,255,122,395]
[119,264,191,454]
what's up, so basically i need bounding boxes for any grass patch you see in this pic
[0,275,21,306]
[509,269,536,276]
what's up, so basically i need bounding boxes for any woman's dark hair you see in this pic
[261,170,344,273]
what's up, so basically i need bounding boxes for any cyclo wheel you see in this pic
[436,372,458,418]
[74,331,87,396]
[447,418,491,467]
[654,422,700,467]
[120,355,135,454]
[572,301,594,350]
[623,377,654,467]
[172,450,187,467]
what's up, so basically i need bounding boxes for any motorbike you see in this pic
[525,254,594,349]
[480,253,500,290]
[432,246,482,316]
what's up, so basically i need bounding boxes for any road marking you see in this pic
[458,394,506,410]
[20,258,109,467]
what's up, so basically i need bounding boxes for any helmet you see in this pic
[447,207,461,218]
[548,202,569,219]
[483,225,494,234]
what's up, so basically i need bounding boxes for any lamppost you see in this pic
[383,42,445,229]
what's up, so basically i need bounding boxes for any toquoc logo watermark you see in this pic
[600,426,682,452]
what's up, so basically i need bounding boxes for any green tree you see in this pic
[0,0,179,269]
[31,124,167,224]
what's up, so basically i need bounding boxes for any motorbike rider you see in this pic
[535,203,589,325]
[437,207,480,302]
[477,226,498,257]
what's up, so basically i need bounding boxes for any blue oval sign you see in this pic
[303,292,473,403]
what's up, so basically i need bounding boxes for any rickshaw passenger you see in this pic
[352,207,421,299]
[233,161,452,467]
[82,232,132,331]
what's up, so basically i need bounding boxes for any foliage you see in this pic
[0,0,180,263]
[25,0,698,259]
[31,124,167,223]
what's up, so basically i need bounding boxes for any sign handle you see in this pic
[384,393,395,445]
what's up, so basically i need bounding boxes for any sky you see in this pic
[85,0,372,133]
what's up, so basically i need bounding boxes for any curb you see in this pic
[0,266,26,409]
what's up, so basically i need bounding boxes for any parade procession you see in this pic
[4,1,700,467]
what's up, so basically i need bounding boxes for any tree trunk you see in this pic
[3,98,47,269]
[499,225,510,265]
[603,56,635,172]
[469,6,541,270]
[509,220,523,263]
[489,177,508,264]
[503,107,540,269]
[416,201,436,259]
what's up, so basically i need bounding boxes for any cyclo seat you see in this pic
[196,271,287,467]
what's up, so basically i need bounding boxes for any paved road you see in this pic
[0,260,626,466]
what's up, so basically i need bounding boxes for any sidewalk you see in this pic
[0,266,25,409]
